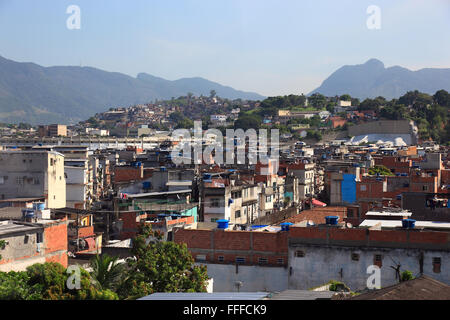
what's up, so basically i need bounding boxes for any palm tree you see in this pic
[89,254,125,291]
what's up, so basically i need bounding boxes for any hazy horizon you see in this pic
[1,0,449,97]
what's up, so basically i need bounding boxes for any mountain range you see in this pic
[0,55,265,124]
[1,55,450,124]
[310,58,450,100]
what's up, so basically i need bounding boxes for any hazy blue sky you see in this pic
[0,0,449,96]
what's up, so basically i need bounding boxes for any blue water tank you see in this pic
[280,222,294,231]
[33,202,45,211]
[402,219,416,229]
[142,181,151,189]
[217,219,229,229]
[160,167,166,172]
[251,225,268,230]
[325,216,339,225]
[203,174,212,180]
[22,209,35,218]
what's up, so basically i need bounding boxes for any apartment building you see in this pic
[0,151,66,208]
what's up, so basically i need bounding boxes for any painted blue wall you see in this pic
[341,174,356,204]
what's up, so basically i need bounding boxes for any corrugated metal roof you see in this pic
[269,290,335,300]
[138,292,270,300]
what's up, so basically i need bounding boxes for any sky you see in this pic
[0,0,449,97]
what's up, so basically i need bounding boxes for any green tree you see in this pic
[308,93,327,108]
[339,94,352,102]
[234,115,261,131]
[400,270,414,282]
[0,262,119,300]
[368,165,394,176]
[0,240,5,261]
[117,225,209,299]
[89,254,125,291]
[433,89,450,107]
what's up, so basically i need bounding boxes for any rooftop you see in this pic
[0,221,42,237]
[360,219,450,230]
[138,292,270,300]
[347,276,450,300]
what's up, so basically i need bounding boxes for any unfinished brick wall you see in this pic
[44,219,68,268]
[174,228,289,266]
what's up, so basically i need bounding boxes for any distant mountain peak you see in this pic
[364,58,385,69]
[310,59,450,100]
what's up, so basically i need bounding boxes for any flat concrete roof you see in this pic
[360,219,450,230]
[0,221,42,236]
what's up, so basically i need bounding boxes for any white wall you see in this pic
[197,263,288,292]
[288,245,450,291]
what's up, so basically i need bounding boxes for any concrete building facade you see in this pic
[0,151,66,208]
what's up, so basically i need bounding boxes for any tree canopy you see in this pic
[116,225,209,299]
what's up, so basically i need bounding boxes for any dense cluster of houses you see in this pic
[0,132,448,293]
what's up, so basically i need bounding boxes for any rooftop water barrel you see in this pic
[402,219,416,229]
[251,225,268,230]
[142,181,151,189]
[33,202,45,211]
[325,216,339,225]
[160,167,166,172]
[217,219,229,229]
[22,209,35,218]
[280,222,294,231]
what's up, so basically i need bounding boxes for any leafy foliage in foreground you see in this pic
[116,225,209,299]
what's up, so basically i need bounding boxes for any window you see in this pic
[351,253,360,261]
[0,177,4,184]
[36,233,43,244]
[277,258,284,265]
[374,254,382,267]
[217,256,224,262]
[295,250,305,258]
[211,198,220,207]
[360,185,367,191]
[16,177,24,185]
[235,210,241,218]
[235,257,245,264]
[422,185,428,191]
[196,254,206,262]
[50,158,54,166]
[433,257,441,273]
[266,196,272,203]
[258,257,268,265]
